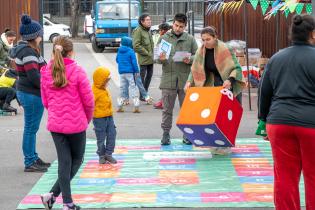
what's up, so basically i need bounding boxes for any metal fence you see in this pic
[144,0,204,24]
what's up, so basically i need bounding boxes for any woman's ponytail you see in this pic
[52,36,73,88]
[52,45,67,87]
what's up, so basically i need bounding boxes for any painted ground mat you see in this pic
[18,138,305,209]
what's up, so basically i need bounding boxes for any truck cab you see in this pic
[91,0,141,53]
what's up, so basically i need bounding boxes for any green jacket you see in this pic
[132,25,154,65]
[157,31,198,89]
[0,36,10,67]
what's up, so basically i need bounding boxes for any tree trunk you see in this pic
[70,0,80,38]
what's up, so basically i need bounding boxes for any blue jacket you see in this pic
[116,37,139,74]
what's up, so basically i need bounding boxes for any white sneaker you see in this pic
[40,192,55,210]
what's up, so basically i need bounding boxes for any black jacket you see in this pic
[258,42,315,128]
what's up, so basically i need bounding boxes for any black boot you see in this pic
[2,103,17,112]
[161,132,171,145]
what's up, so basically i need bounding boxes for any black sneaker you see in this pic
[63,204,81,210]
[182,136,192,145]
[2,103,17,112]
[36,158,51,168]
[40,192,55,210]
[24,162,48,172]
[105,155,117,164]
[99,155,106,164]
[161,132,171,145]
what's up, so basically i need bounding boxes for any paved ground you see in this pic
[0,42,277,210]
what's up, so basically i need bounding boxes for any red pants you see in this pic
[267,124,315,210]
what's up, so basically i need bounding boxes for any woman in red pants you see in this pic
[258,14,315,210]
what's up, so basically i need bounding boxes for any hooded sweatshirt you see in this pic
[116,37,139,74]
[92,67,113,118]
[10,40,46,97]
[40,58,94,134]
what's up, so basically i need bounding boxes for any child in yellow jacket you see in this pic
[92,66,117,164]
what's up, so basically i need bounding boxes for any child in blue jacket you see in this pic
[116,36,141,113]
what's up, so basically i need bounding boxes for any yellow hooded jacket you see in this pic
[92,67,113,118]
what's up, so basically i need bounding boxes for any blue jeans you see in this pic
[118,73,139,107]
[123,74,149,100]
[17,91,44,167]
[93,116,116,156]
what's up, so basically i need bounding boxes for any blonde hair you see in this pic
[52,36,73,88]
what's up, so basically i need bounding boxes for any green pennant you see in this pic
[260,0,269,15]
[249,0,259,10]
[306,3,312,14]
[288,2,298,13]
[295,3,304,14]
[284,9,290,18]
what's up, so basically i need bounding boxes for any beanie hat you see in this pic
[19,14,43,41]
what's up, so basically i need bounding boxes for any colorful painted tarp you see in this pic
[17,138,305,209]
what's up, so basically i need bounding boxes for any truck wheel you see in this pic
[91,35,104,53]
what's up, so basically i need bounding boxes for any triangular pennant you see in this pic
[249,0,259,10]
[284,8,290,18]
[295,3,304,14]
[288,2,298,13]
[260,0,269,15]
[306,3,312,14]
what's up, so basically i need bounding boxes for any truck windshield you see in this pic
[97,3,140,20]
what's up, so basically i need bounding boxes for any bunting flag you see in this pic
[295,3,304,14]
[306,3,312,14]
[249,0,259,10]
[205,0,311,16]
[284,8,290,18]
[286,0,298,13]
[260,0,270,15]
[222,0,244,14]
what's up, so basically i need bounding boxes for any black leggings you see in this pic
[50,131,86,203]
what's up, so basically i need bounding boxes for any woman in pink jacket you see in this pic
[40,36,94,210]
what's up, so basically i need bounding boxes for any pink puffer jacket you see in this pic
[40,58,94,134]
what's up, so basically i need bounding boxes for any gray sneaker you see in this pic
[161,132,171,145]
[99,156,106,164]
[105,155,117,164]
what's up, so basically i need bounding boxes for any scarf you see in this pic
[1,33,13,48]
[191,40,244,96]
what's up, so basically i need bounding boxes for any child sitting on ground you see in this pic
[92,66,117,164]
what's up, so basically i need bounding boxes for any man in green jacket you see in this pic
[132,14,154,100]
[157,13,198,145]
